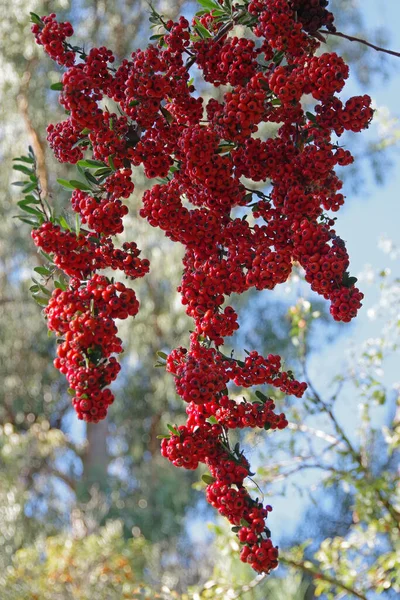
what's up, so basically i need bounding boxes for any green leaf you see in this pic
[13,164,33,176]
[50,82,63,91]
[84,171,99,186]
[160,106,174,124]
[57,179,76,190]
[108,155,116,171]
[67,388,75,396]
[33,296,49,307]
[77,159,106,169]
[30,12,42,25]
[22,182,38,193]
[70,179,92,191]
[306,111,317,123]
[156,434,170,439]
[75,214,80,237]
[14,216,39,226]
[207,416,218,424]
[255,390,268,402]
[58,216,71,231]
[194,20,212,38]
[17,204,43,217]
[54,280,67,291]
[33,266,51,276]
[202,474,215,485]
[29,285,40,293]
[198,0,221,11]
[167,424,181,436]
[71,138,89,150]
[13,156,34,164]
[94,167,112,177]
[231,526,240,533]
[156,351,168,360]
[23,194,40,204]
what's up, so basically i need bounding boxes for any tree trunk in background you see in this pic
[82,419,109,490]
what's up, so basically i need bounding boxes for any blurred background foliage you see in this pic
[0,0,399,598]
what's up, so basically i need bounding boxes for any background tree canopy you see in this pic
[0,1,399,598]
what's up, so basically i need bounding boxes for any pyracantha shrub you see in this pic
[17,0,374,574]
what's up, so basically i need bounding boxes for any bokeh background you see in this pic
[0,1,399,598]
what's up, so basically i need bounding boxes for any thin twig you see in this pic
[281,557,368,600]
[320,29,400,59]
[231,572,267,598]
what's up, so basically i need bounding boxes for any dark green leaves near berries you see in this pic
[77,159,107,169]
[30,12,42,25]
[167,424,181,436]
[201,474,215,485]
[57,178,92,191]
[193,19,212,39]
[50,82,63,91]
[197,0,221,11]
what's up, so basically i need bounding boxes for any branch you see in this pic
[320,29,400,59]
[47,466,77,493]
[231,573,267,598]
[281,557,368,600]
[17,58,49,196]
[287,421,341,446]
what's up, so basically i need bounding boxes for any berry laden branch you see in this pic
[14,0,391,575]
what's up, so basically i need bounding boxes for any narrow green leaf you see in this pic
[33,266,51,276]
[77,159,106,168]
[194,20,212,38]
[75,214,80,237]
[167,424,180,436]
[94,167,112,177]
[33,296,49,307]
[84,171,99,185]
[22,182,38,193]
[14,216,39,225]
[108,155,116,171]
[50,82,63,91]
[13,164,33,175]
[70,179,92,191]
[57,179,76,190]
[156,351,168,360]
[198,0,221,10]
[58,216,71,231]
[18,204,43,216]
[13,156,34,164]
[30,12,42,25]
[201,474,215,485]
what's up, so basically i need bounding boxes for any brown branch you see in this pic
[320,29,400,59]
[281,557,368,600]
[47,466,77,493]
[17,58,49,196]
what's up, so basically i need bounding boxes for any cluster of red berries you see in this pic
[31,0,371,573]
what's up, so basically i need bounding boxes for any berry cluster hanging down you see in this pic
[24,0,373,574]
